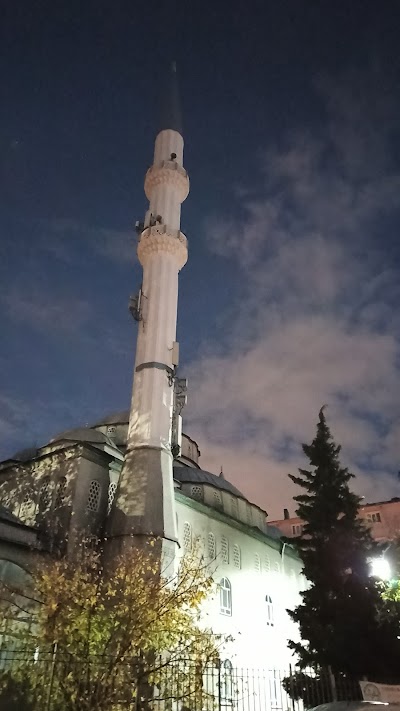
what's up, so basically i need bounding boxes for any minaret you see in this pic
[107,64,189,559]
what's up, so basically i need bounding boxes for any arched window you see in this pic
[266,594,274,626]
[254,553,261,572]
[19,493,36,524]
[233,544,241,569]
[191,485,203,501]
[183,522,192,551]
[208,532,216,560]
[54,477,67,509]
[221,536,229,564]
[219,578,232,616]
[246,505,252,526]
[213,490,222,509]
[38,477,51,512]
[107,481,118,515]
[221,660,233,702]
[86,480,101,513]
[230,496,238,518]
[263,554,271,573]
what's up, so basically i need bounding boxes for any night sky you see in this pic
[1,1,400,517]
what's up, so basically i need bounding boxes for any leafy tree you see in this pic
[0,540,224,711]
[286,408,400,682]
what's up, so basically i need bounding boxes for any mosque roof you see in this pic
[173,465,246,500]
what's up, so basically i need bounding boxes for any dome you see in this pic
[173,465,246,500]
[50,428,111,445]
[91,411,130,427]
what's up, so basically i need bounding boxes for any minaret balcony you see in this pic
[144,162,189,202]
[137,224,188,269]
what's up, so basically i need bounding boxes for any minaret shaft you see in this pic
[108,121,189,552]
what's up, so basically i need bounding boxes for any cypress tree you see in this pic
[287,407,400,681]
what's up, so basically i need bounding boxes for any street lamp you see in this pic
[370,556,391,581]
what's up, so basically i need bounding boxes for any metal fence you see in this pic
[0,648,362,711]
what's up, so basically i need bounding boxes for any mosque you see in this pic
[0,66,303,674]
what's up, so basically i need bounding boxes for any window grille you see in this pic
[86,480,101,512]
[107,481,118,515]
[39,477,51,511]
[266,594,274,626]
[254,553,261,572]
[263,554,271,573]
[233,544,241,569]
[19,493,36,524]
[208,532,216,560]
[213,490,222,508]
[183,522,192,551]
[54,477,67,509]
[221,536,229,564]
[191,485,203,501]
[219,577,232,616]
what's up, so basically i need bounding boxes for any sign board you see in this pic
[360,681,400,704]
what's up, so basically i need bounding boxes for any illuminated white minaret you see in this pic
[108,64,189,557]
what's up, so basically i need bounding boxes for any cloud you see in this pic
[185,69,400,518]
[2,287,91,334]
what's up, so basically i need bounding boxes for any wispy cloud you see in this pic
[186,69,400,517]
[2,287,91,334]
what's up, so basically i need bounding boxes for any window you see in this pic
[38,477,51,511]
[219,578,232,616]
[292,524,303,535]
[213,490,222,508]
[54,477,67,509]
[266,594,274,626]
[107,481,118,515]
[208,532,216,560]
[263,554,271,573]
[268,671,279,707]
[86,480,101,512]
[367,512,381,523]
[191,485,203,501]
[221,536,229,564]
[273,561,280,575]
[183,522,192,551]
[246,505,252,526]
[233,544,241,569]
[230,496,238,518]
[19,493,36,524]
[254,553,261,572]
[221,660,233,703]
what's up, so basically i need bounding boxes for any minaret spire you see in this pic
[108,67,190,563]
[158,61,182,135]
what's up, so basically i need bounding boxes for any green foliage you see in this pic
[0,539,224,711]
[287,408,400,682]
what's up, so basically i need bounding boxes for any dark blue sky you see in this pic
[1,1,399,513]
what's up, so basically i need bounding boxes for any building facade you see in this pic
[271,498,400,543]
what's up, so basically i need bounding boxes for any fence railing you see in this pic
[0,647,362,711]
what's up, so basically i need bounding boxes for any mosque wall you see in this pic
[175,492,303,670]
